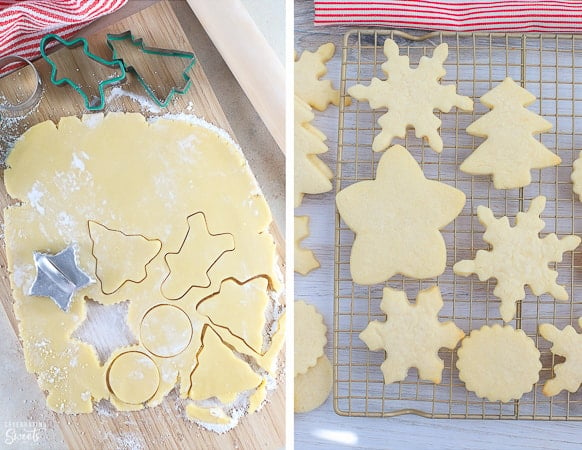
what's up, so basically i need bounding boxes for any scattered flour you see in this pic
[27,181,45,215]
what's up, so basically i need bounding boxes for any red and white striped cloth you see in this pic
[314,1,582,32]
[0,0,127,74]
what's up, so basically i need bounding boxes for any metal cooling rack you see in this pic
[334,29,582,420]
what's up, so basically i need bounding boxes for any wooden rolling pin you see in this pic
[186,0,285,153]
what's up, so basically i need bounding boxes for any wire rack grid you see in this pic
[334,29,582,420]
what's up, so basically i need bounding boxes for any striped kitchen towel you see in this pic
[0,0,127,74]
[314,0,582,32]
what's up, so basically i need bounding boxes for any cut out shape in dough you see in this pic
[456,324,541,402]
[161,212,235,300]
[454,196,580,322]
[107,351,160,405]
[295,43,342,111]
[461,77,560,189]
[197,277,268,354]
[360,286,464,384]
[294,354,332,414]
[189,326,262,404]
[247,380,267,413]
[539,317,582,397]
[348,39,473,153]
[336,144,466,285]
[140,304,193,358]
[3,113,283,424]
[294,216,320,275]
[88,220,162,295]
[185,402,230,425]
[294,96,333,207]
[295,300,327,376]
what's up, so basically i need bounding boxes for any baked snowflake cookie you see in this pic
[348,39,473,153]
[360,286,464,384]
[457,325,541,402]
[454,196,580,322]
[539,318,582,396]
[336,144,465,285]
[461,77,560,189]
[571,151,582,201]
[4,113,285,431]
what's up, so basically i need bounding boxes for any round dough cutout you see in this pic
[141,304,193,357]
[108,351,160,404]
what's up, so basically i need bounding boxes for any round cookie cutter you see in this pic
[0,55,43,118]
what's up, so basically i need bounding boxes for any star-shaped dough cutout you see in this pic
[454,196,580,322]
[336,144,465,285]
[539,318,582,397]
[161,212,235,299]
[348,39,473,153]
[29,245,93,311]
[360,286,464,384]
[295,43,341,111]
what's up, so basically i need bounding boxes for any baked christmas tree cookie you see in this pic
[539,318,582,396]
[336,144,465,285]
[457,325,541,402]
[461,77,560,189]
[348,39,473,153]
[360,286,464,384]
[454,196,580,322]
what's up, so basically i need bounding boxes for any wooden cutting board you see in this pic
[0,1,285,448]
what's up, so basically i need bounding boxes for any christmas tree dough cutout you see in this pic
[189,326,262,404]
[454,196,580,322]
[161,212,235,300]
[295,43,342,111]
[88,221,162,295]
[461,77,560,189]
[294,216,320,275]
[336,144,466,285]
[348,39,473,153]
[294,96,332,207]
[539,318,582,396]
[360,286,464,384]
[197,277,269,354]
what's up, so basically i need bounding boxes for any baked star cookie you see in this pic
[294,95,333,207]
[457,325,541,402]
[294,216,320,275]
[336,144,466,285]
[461,77,560,189]
[295,43,341,111]
[539,318,582,396]
[348,39,473,153]
[360,286,464,384]
[454,196,580,322]
[3,113,284,431]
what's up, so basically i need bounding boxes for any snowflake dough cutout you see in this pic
[454,196,580,322]
[571,151,582,201]
[539,318,582,396]
[295,42,342,111]
[294,215,319,275]
[336,144,465,285]
[456,325,541,402]
[360,286,464,384]
[348,39,473,153]
[461,77,560,189]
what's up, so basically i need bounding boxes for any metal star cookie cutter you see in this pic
[106,30,196,108]
[40,33,126,111]
[29,245,93,312]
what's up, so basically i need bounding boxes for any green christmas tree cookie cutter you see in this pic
[40,34,126,111]
[106,31,197,108]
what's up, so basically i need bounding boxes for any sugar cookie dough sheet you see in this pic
[3,112,284,429]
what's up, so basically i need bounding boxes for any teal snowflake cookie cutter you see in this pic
[106,31,197,108]
[40,34,126,111]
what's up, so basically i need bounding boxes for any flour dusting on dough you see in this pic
[27,181,45,215]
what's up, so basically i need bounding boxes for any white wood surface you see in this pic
[294,1,582,448]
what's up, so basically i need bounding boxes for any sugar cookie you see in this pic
[294,354,333,413]
[348,39,473,153]
[360,286,464,384]
[295,300,327,376]
[456,325,541,402]
[294,216,320,275]
[539,317,582,396]
[461,77,560,189]
[454,196,580,322]
[336,144,465,284]
[571,151,582,201]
